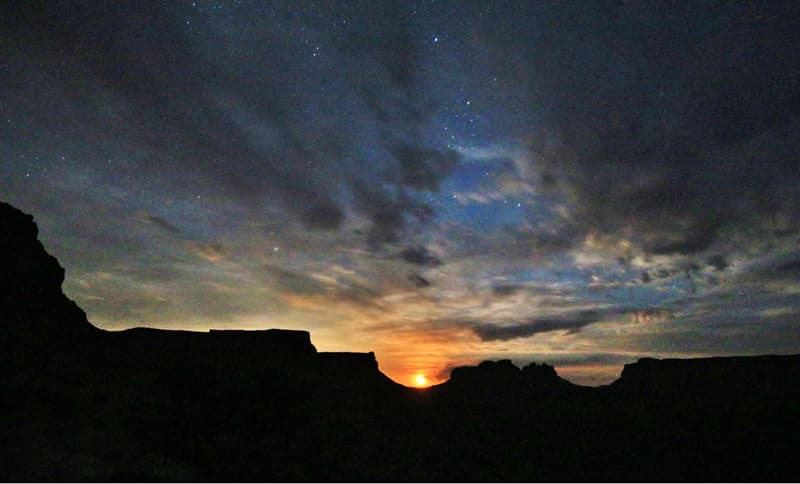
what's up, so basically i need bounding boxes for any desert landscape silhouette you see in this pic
[2,200,799,481]
[5,1,800,481]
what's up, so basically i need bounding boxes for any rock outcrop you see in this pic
[0,201,64,303]
[317,351,379,371]
[209,329,318,355]
[446,359,571,389]
[612,354,800,399]
[521,361,558,380]
[0,201,95,338]
[449,359,521,383]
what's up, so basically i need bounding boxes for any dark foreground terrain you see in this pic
[2,200,799,481]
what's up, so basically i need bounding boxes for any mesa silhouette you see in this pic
[2,200,798,481]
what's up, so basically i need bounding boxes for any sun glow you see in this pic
[414,374,429,387]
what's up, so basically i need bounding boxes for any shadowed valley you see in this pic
[2,201,799,481]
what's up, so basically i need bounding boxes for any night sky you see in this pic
[3,1,800,386]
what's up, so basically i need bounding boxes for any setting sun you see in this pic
[414,374,428,387]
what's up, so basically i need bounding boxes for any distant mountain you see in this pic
[2,199,799,481]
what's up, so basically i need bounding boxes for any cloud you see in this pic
[772,259,800,277]
[352,182,424,244]
[472,304,676,342]
[136,212,183,234]
[262,263,385,311]
[472,310,604,341]
[706,254,729,272]
[741,250,800,283]
[298,201,346,231]
[398,246,442,267]
[491,284,521,297]
[186,241,226,263]
[391,144,460,191]
[408,274,431,288]
[629,308,673,324]
[480,1,800,258]
[5,1,458,245]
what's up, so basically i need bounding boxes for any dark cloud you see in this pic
[299,201,346,232]
[647,220,721,256]
[488,283,572,298]
[391,144,460,191]
[481,1,800,256]
[472,305,675,341]
[707,254,729,272]
[3,0,456,241]
[655,269,673,279]
[408,274,431,288]
[472,310,603,341]
[745,252,800,282]
[398,246,442,267]
[773,259,800,276]
[352,182,435,245]
[491,284,522,297]
[137,213,182,235]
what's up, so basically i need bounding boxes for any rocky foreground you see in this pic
[2,200,799,481]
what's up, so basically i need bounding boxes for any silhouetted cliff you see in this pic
[0,201,95,339]
[614,354,800,397]
[2,200,800,481]
[446,359,567,388]
[431,359,582,409]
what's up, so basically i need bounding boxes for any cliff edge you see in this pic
[0,201,95,337]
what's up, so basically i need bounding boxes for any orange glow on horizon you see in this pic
[413,374,429,387]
